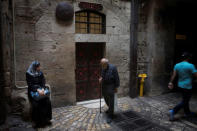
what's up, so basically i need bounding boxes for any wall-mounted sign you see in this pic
[79,2,103,11]
[176,34,186,40]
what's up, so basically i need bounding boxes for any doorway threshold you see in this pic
[77,98,106,108]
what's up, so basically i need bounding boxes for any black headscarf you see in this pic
[26,61,41,77]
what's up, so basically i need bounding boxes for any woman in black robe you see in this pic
[26,61,52,127]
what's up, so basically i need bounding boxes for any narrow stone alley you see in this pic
[1,92,197,131]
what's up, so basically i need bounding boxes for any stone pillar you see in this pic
[0,0,14,124]
[136,0,175,96]
[130,0,139,98]
[2,0,14,98]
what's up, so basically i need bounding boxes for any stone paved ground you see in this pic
[1,92,197,131]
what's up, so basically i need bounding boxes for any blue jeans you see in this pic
[173,88,192,115]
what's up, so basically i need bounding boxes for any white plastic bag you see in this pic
[114,93,118,112]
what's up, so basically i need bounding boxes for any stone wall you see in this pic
[74,0,131,97]
[14,0,131,107]
[14,0,75,107]
[137,0,175,95]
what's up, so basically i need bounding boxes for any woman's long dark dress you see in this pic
[26,72,52,125]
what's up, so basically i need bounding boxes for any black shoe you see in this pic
[107,118,112,123]
[105,110,110,114]
[32,122,36,128]
[109,114,115,119]
[184,112,195,118]
[32,123,41,128]
[46,121,52,125]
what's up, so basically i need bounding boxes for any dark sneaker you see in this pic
[184,112,195,118]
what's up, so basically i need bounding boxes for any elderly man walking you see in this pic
[99,58,120,123]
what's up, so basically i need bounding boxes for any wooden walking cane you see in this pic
[100,82,102,113]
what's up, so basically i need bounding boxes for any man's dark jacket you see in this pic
[101,64,120,94]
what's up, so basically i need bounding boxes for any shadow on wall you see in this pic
[56,17,73,26]
[0,7,7,124]
[0,52,7,125]
[154,0,176,31]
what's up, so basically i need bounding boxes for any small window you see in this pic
[75,11,106,34]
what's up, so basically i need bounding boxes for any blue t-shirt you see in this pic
[174,61,197,89]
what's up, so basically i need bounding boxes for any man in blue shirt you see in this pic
[168,52,197,121]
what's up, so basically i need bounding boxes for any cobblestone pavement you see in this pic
[1,92,197,131]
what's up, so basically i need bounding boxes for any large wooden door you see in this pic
[76,43,104,101]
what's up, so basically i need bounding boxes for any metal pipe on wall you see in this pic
[12,0,16,88]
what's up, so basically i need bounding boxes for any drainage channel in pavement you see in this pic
[110,110,170,131]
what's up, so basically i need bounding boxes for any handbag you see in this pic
[31,87,50,101]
